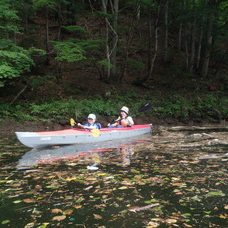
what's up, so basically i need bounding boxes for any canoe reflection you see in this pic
[17,137,148,169]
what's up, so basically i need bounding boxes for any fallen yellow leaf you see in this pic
[23,198,36,203]
[118,186,128,190]
[74,205,83,209]
[219,214,228,219]
[25,222,35,228]
[52,215,66,221]
[63,209,73,215]
[97,173,107,176]
[93,214,102,219]
[51,208,63,213]
[165,219,177,224]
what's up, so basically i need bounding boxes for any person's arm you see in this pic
[108,116,121,127]
[127,116,134,126]
[79,123,99,130]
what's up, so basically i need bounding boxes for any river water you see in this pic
[0,126,227,227]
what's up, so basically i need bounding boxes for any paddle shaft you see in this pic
[113,103,152,123]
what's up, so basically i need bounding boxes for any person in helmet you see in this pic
[78,114,101,130]
[108,106,134,128]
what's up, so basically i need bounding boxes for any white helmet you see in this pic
[87,114,96,120]
[120,106,129,114]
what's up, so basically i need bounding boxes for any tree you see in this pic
[99,0,119,82]
[0,0,34,87]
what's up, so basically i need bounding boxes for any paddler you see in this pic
[78,114,101,130]
[108,106,134,128]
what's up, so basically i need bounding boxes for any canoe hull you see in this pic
[15,124,152,148]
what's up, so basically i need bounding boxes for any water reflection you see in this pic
[17,136,149,169]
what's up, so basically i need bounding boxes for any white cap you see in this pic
[121,106,129,114]
[87,114,96,120]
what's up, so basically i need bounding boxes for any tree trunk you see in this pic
[196,18,204,70]
[45,6,50,65]
[200,15,213,78]
[110,0,119,79]
[178,23,182,51]
[142,5,160,83]
[101,0,111,81]
[190,1,197,73]
[164,0,169,63]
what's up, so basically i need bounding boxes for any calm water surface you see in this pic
[0,129,227,227]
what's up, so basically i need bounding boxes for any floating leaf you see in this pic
[203,211,211,214]
[37,223,49,228]
[66,177,77,181]
[23,198,36,203]
[118,186,128,190]
[1,220,10,225]
[93,214,102,219]
[165,219,177,224]
[146,221,160,227]
[25,222,35,228]
[74,205,83,209]
[97,173,107,176]
[120,210,128,214]
[51,208,63,213]
[52,215,66,221]
[63,209,73,215]
[144,200,153,204]
[207,191,225,196]
[13,200,22,204]
[219,214,228,219]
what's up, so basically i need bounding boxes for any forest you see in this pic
[0,0,227,129]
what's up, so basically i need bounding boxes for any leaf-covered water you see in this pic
[0,129,227,228]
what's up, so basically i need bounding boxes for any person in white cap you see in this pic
[78,114,101,130]
[108,106,134,128]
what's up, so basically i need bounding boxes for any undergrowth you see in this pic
[0,92,227,123]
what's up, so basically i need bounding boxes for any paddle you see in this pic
[111,102,152,125]
[70,118,100,137]
[137,102,152,113]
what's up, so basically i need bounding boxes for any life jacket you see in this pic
[84,123,102,129]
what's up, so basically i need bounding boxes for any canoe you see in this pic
[15,124,152,148]
[17,136,150,169]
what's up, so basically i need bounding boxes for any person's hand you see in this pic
[107,123,111,127]
[121,112,127,118]
[77,123,82,127]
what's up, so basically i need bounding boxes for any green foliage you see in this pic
[0,0,20,36]
[153,92,228,120]
[52,41,86,62]
[155,94,192,119]
[95,11,113,19]
[31,0,57,9]
[0,64,18,79]
[51,39,103,63]
[62,25,89,35]
[0,90,227,123]
[98,60,114,69]
[29,74,57,88]
[0,39,34,81]
[28,47,46,56]
[126,59,145,69]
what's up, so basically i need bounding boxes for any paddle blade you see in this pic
[70,118,75,127]
[91,129,100,137]
[137,103,152,112]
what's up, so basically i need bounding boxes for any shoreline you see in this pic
[0,118,226,137]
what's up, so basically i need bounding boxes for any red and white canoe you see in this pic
[15,124,152,148]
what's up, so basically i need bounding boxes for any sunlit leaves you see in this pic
[206,191,225,197]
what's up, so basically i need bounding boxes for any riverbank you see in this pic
[0,117,227,137]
